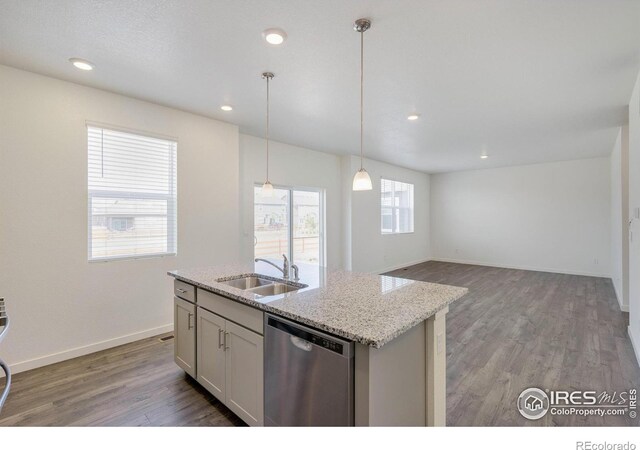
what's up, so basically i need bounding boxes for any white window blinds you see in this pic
[88,125,177,261]
[381,178,414,234]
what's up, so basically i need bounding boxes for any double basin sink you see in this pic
[219,275,307,297]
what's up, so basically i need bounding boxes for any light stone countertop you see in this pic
[168,263,468,348]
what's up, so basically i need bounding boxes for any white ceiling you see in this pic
[1,0,639,173]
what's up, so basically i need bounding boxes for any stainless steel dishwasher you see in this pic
[264,314,354,426]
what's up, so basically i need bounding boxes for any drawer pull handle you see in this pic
[218,328,224,349]
[224,331,230,350]
[176,288,188,293]
[187,313,194,330]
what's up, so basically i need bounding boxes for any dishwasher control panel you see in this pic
[310,334,343,354]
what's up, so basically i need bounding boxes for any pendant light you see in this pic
[352,18,373,191]
[261,72,275,197]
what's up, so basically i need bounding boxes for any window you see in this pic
[381,178,414,234]
[254,186,324,267]
[88,125,177,261]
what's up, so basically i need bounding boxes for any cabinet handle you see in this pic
[187,313,194,330]
[176,288,187,293]
[218,328,224,349]
[224,331,230,350]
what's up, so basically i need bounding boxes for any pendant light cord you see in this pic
[266,75,270,182]
[360,28,364,170]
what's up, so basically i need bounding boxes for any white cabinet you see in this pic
[195,304,264,426]
[224,320,264,427]
[197,308,226,398]
[173,280,265,427]
[174,297,196,378]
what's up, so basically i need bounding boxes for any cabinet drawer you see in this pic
[174,280,196,302]
[198,289,263,335]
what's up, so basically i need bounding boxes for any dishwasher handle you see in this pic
[266,314,353,358]
[290,336,312,352]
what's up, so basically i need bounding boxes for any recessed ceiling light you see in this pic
[407,114,420,121]
[220,105,233,111]
[69,58,94,71]
[480,155,489,159]
[262,28,287,45]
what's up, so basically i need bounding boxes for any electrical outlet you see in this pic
[594,258,599,265]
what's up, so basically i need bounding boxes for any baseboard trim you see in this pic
[376,258,432,275]
[628,326,640,368]
[7,324,173,375]
[612,283,630,312]
[429,257,611,278]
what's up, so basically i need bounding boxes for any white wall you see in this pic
[622,125,631,310]
[238,134,343,269]
[240,138,431,274]
[344,156,431,273]
[610,126,630,312]
[341,156,353,271]
[431,157,611,277]
[611,129,624,309]
[628,70,640,363]
[0,65,240,372]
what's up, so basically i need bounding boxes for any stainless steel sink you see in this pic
[220,276,274,290]
[218,274,307,297]
[248,283,301,296]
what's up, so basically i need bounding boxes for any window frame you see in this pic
[252,183,326,268]
[87,123,178,262]
[380,177,415,235]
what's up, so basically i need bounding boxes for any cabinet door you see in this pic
[225,321,264,426]
[174,297,196,378]
[196,307,226,399]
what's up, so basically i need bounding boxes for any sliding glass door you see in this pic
[254,186,323,267]
[292,190,321,265]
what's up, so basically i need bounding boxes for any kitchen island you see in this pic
[168,263,467,426]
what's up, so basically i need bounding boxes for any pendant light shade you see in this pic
[353,168,372,191]
[261,180,274,197]
[261,72,275,197]
[352,18,372,191]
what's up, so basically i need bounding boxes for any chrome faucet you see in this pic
[290,264,300,282]
[254,255,301,281]
[255,254,290,280]
[281,254,289,278]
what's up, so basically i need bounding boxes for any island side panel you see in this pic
[426,306,448,426]
[354,321,427,426]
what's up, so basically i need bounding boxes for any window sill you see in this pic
[88,252,177,263]
[381,231,415,236]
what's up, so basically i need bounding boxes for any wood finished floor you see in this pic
[0,334,244,426]
[1,261,638,426]
[386,261,640,426]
